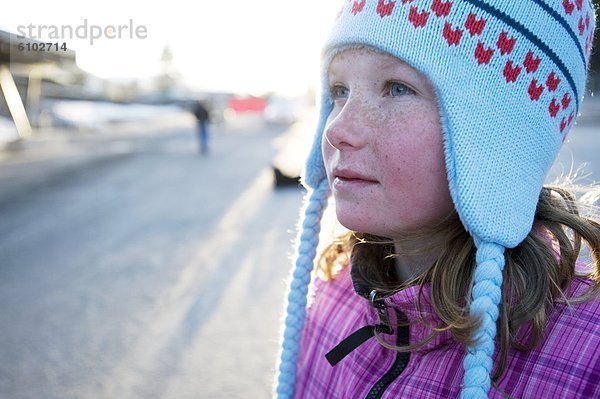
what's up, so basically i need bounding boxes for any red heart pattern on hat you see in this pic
[408,6,429,27]
[528,79,544,101]
[431,0,452,17]
[465,13,486,36]
[443,22,463,46]
[475,41,494,64]
[497,31,516,55]
[562,92,572,109]
[503,60,522,82]
[353,0,366,15]
[563,0,575,15]
[524,51,541,74]
[579,17,586,35]
[377,0,396,17]
[546,72,561,92]
[549,98,560,117]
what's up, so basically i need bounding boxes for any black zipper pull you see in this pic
[325,325,378,366]
[325,290,394,367]
[369,290,393,334]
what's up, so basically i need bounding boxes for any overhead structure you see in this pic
[0,30,77,141]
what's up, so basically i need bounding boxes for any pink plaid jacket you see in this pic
[296,265,600,398]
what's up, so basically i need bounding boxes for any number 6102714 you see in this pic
[17,42,67,52]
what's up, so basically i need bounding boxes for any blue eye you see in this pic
[330,85,349,99]
[388,82,413,97]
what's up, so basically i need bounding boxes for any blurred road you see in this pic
[0,116,304,399]
[0,108,597,399]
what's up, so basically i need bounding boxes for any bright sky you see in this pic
[0,0,341,95]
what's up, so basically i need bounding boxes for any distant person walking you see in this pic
[193,101,210,155]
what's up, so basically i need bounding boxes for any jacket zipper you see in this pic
[365,290,410,399]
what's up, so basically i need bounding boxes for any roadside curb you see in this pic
[0,115,194,206]
[0,144,135,207]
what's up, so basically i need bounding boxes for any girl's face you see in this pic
[322,47,454,238]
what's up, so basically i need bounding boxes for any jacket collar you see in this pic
[350,252,456,353]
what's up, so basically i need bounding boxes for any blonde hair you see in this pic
[317,186,600,383]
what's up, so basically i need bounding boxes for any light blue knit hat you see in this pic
[277,1,596,398]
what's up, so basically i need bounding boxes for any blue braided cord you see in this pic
[461,242,506,399]
[276,180,330,399]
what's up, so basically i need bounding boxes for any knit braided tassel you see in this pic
[276,180,330,398]
[461,242,506,398]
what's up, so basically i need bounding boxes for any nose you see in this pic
[323,98,369,150]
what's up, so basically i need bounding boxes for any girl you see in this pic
[276,1,600,398]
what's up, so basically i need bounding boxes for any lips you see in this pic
[332,168,379,190]
[334,167,377,181]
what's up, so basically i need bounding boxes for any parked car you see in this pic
[271,116,316,188]
[264,96,299,126]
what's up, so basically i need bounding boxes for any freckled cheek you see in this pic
[378,126,439,165]
[377,120,446,188]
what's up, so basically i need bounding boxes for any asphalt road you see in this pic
[0,118,304,399]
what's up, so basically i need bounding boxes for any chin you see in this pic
[336,210,384,236]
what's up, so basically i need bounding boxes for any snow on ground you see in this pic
[1,100,192,144]
[47,100,190,130]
